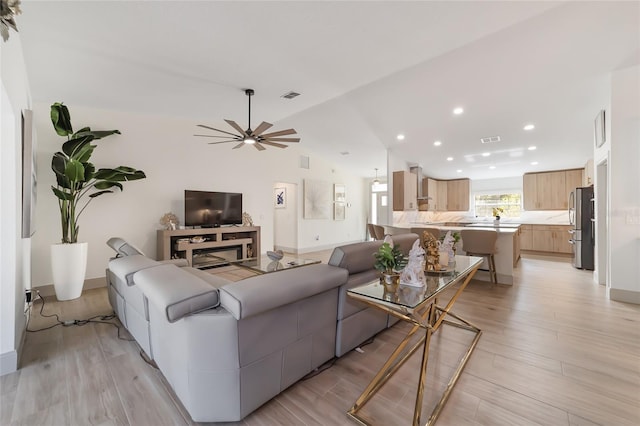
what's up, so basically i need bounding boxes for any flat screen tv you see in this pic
[184,190,243,227]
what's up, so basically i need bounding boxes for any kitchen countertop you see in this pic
[390,223,519,234]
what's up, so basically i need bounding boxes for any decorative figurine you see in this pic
[400,239,425,287]
[159,212,179,230]
[242,212,254,226]
[422,231,441,271]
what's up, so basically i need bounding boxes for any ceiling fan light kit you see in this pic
[195,89,299,151]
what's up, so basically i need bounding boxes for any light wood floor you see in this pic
[2,253,639,425]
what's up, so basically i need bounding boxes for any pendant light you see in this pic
[373,168,380,185]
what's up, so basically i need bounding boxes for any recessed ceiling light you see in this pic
[456,169,462,173]
[453,107,464,115]
[531,161,539,165]
[482,152,491,157]
[524,124,535,131]
[489,166,496,170]
[396,134,405,141]
[340,151,350,155]
[434,141,442,146]
[447,157,453,161]
[528,146,537,151]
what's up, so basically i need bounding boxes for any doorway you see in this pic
[370,181,388,226]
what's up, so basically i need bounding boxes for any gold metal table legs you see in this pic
[347,269,481,426]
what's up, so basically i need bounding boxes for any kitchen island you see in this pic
[384,223,520,285]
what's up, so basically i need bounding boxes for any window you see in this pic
[474,193,522,218]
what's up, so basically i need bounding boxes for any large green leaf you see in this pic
[51,186,74,201]
[74,143,95,164]
[75,129,121,140]
[88,190,114,198]
[93,167,146,181]
[62,135,94,158]
[64,159,85,182]
[83,162,95,181]
[51,152,67,176]
[50,103,73,137]
[94,181,123,191]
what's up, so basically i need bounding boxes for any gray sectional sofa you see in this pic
[105,232,419,422]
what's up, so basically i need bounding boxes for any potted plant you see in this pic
[49,102,146,300]
[492,207,504,223]
[374,241,408,292]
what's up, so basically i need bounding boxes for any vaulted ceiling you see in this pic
[17,1,640,180]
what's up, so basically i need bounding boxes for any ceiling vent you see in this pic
[281,91,301,99]
[480,136,501,144]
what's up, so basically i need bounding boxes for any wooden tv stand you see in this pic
[157,226,261,268]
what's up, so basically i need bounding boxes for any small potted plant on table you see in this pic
[374,240,408,293]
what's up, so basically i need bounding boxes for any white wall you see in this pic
[607,65,640,302]
[0,35,31,375]
[30,103,368,286]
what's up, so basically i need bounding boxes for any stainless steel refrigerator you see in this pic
[568,186,594,270]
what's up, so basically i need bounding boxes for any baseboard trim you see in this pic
[609,288,640,305]
[33,276,107,298]
[0,350,18,376]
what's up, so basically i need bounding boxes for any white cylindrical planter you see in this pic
[51,242,88,301]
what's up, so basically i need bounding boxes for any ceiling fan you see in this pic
[194,89,300,151]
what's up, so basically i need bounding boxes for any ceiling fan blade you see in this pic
[254,142,266,151]
[232,142,245,149]
[260,141,288,149]
[194,134,241,138]
[263,137,300,143]
[260,128,297,138]
[224,119,248,137]
[207,139,241,144]
[252,121,273,136]
[197,124,240,137]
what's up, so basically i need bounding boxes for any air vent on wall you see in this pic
[480,136,501,144]
[281,91,301,99]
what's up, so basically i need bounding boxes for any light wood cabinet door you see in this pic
[553,225,573,253]
[538,171,566,210]
[528,225,572,253]
[565,169,585,209]
[392,171,417,211]
[427,178,438,211]
[520,225,533,250]
[532,228,555,252]
[446,178,470,211]
[523,174,538,210]
[436,180,448,211]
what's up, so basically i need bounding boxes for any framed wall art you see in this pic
[274,187,286,209]
[303,179,331,219]
[594,109,606,148]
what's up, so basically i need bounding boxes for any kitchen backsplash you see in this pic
[393,210,570,225]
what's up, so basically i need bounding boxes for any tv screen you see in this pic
[184,190,243,227]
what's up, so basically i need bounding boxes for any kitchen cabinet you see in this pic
[524,225,572,254]
[523,168,584,210]
[446,178,470,211]
[436,180,448,211]
[392,171,417,211]
[520,224,533,250]
[584,159,594,186]
[418,178,435,211]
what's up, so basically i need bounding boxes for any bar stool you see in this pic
[371,224,386,240]
[460,229,498,284]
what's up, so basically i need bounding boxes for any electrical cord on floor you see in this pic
[26,291,134,341]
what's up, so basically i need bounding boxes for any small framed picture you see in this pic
[334,184,346,203]
[274,187,286,209]
[334,202,345,221]
[594,110,606,148]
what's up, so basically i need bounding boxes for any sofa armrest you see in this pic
[134,264,220,323]
[220,264,347,320]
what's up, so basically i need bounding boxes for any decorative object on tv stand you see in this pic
[160,212,179,230]
[400,239,425,287]
[373,236,408,293]
[242,212,253,226]
[49,102,146,301]
[194,88,300,150]
[1,0,21,42]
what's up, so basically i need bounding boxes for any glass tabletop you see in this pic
[348,255,483,309]
[234,255,321,274]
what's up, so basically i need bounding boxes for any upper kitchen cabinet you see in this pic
[393,170,417,211]
[446,178,470,211]
[523,168,585,210]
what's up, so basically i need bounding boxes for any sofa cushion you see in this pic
[219,264,347,320]
[109,254,160,286]
[134,264,220,323]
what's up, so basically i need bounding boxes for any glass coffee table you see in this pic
[347,255,483,426]
[233,254,321,274]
